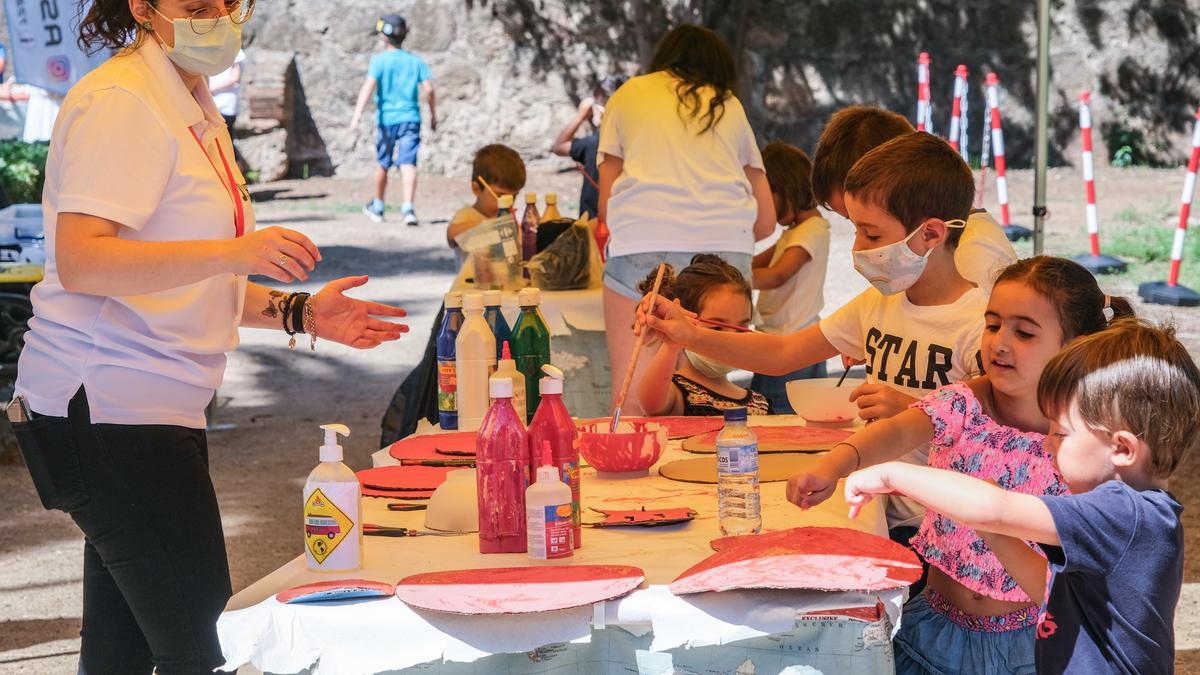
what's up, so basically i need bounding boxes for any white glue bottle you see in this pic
[456,292,497,432]
[525,440,574,560]
[303,424,362,572]
[491,341,526,421]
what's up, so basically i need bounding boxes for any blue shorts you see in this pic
[603,251,753,301]
[376,122,421,169]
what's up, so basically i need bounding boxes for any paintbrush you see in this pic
[576,164,600,190]
[399,458,476,467]
[612,262,667,432]
[693,317,756,333]
[835,368,851,387]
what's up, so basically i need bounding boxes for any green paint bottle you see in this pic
[511,287,552,423]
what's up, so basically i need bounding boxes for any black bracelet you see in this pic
[281,293,297,336]
[290,293,310,335]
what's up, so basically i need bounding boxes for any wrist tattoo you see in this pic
[261,290,287,319]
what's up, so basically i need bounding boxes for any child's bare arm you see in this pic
[636,342,684,416]
[446,216,481,249]
[980,530,1049,602]
[786,407,935,509]
[845,462,1061,546]
[639,296,838,376]
[752,244,776,270]
[349,77,376,130]
[753,246,811,290]
[746,167,777,242]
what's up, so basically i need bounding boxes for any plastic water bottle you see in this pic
[716,407,761,536]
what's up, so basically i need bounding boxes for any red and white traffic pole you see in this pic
[1139,104,1200,305]
[986,72,1030,241]
[1074,91,1126,274]
[917,53,933,133]
[949,65,968,153]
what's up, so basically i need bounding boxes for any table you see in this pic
[219,417,906,674]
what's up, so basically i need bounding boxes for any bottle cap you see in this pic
[518,287,540,307]
[545,192,557,204]
[483,289,502,307]
[489,376,514,399]
[540,363,564,395]
[444,291,463,309]
[319,423,350,462]
[498,194,514,209]
[463,292,484,311]
[723,407,747,423]
[536,441,559,483]
[525,192,537,204]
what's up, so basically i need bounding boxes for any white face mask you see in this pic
[151,8,243,77]
[685,350,736,380]
[852,219,966,296]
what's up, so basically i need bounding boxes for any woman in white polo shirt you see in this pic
[10,1,407,672]
[597,25,775,412]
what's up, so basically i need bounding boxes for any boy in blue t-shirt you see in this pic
[350,14,436,226]
[843,317,1200,674]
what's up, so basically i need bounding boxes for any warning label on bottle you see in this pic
[526,503,573,559]
[304,488,353,565]
[437,359,457,413]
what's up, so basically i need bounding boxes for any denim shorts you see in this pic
[376,122,421,168]
[750,362,828,414]
[603,251,753,301]
[894,590,1038,675]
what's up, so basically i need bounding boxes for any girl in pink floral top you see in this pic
[786,257,1134,675]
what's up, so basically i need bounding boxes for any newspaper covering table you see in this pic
[219,417,905,674]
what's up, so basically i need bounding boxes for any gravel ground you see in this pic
[2,164,1200,673]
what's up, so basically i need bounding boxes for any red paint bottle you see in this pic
[476,377,530,553]
[527,365,581,548]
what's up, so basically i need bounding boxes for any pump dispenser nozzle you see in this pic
[320,423,350,462]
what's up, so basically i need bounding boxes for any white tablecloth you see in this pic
[219,417,905,674]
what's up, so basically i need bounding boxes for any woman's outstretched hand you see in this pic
[313,276,408,349]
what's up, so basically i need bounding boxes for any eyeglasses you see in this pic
[154,0,256,35]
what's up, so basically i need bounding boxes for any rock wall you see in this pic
[5,1,1197,176]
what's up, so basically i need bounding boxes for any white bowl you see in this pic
[785,377,863,424]
[424,469,479,533]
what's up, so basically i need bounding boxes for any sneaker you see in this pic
[363,199,384,223]
[403,210,419,227]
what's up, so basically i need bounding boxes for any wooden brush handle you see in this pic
[614,263,667,412]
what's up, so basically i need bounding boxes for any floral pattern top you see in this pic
[910,383,1068,603]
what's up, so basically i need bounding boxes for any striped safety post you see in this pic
[1073,91,1126,274]
[917,53,933,133]
[986,72,1032,241]
[949,65,968,153]
[1139,104,1200,306]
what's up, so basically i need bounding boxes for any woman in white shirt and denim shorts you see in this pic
[11,1,407,671]
[597,25,775,412]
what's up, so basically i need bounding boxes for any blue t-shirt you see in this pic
[1037,481,1182,674]
[368,49,431,126]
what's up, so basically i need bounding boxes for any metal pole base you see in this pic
[1138,281,1200,307]
[1004,224,1033,241]
[1073,254,1128,275]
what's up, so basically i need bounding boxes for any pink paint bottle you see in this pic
[527,364,581,548]
[476,376,530,553]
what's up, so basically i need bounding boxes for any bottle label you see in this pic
[304,485,358,569]
[437,359,457,413]
[717,443,759,476]
[561,461,581,528]
[526,502,573,559]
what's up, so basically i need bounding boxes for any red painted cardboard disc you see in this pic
[578,416,723,440]
[276,579,396,604]
[387,432,477,462]
[357,466,454,492]
[361,487,434,500]
[681,425,852,454]
[670,527,921,595]
[395,565,645,614]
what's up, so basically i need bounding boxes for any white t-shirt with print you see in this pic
[957,209,1017,292]
[820,286,987,528]
[756,215,830,335]
[597,71,763,259]
[16,39,254,429]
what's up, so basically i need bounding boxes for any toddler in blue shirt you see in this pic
[843,317,1199,674]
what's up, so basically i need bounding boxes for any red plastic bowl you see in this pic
[578,420,667,474]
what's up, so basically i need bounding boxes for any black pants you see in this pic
[890,524,930,597]
[14,390,231,674]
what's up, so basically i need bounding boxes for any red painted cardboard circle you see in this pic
[395,565,646,614]
[387,432,477,462]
